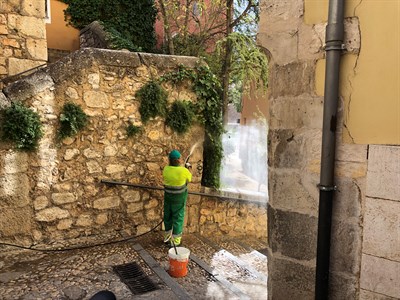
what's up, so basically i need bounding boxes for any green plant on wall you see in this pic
[1,103,44,151]
[165,100,195,134]
[61,0,157,52]
[126,123,142,137]
[161,64,224,188]
[136,81,168,123]
[58,103,88,140]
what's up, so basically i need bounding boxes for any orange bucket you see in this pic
[168,247,190,278]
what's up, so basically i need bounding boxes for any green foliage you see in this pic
[126,123,142,137]
[216,32,268,91]
[161,64,224,188]
[61,0,157,52]
[104,25,142,52]
[58,103,88,139]
[1,103,43,151]
[165,100,195,134]
[136,81,168,123]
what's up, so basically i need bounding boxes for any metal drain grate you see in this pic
[113,262,159,295]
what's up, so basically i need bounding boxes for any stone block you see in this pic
[1,2,20,14]
[47,50,95,84]
[269,96,324,130]
[268,255,315,300]
[8,15,45,38]
[330,220,362,275]
[57,219,73,230]
[6,57,44,77]
[335,161,367,179]
[21,0,45,18]
[366,145,400,201]
[298,23,324,61]
[76,214,93,227]
[105,164,125,174]
[360,254,400,299]
[93,196,120,210]
[26,38,47,60]
[64,149,80,161]
[51,193,76,205]
[269,62,316,98]
[0,92,10,109]
[83,91,109,108]
[363,197,400,261]
[269,128,322,170]
[332,177,363,221]
[0,174,29,208]
[65,87,79,99]
[0,207,33,236]
[35,207,70,222]
[257,31,298,65]
[360,289,399,300]
[268,169,319,215]
[34,196,49,210]
[329,272,359,300]
[336,143,368,163]
[0,151,28,175]
[3,69,53,100]
[268,206,318,261]
[121,190,141,202]
[138,52,198,70]
[259,0,304,23]
[2,38,20,48]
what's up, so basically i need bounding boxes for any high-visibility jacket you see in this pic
[163,166,192,194]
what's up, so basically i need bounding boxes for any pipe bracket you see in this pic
[317,184,337,191]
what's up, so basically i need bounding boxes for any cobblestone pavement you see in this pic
[0,231,244,300]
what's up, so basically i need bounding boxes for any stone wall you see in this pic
[360,145,400,299]
[79,21,108,49]
[259,0,366,299]
[0,0,47,85]
[0,48,267,247]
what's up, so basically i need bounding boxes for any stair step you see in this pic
[184,234,268,299]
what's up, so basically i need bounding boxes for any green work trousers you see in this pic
[163,190,188,235]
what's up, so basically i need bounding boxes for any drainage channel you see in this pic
[113,262,159,295]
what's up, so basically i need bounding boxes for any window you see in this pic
[45,0,51,23]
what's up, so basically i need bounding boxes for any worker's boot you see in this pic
[163,230,172,245]
[171,234,182,247]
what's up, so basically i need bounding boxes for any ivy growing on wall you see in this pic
[162,64,224,188]
[165,100,195,134]
[135,81,168,123]
[58,103,88,140]
[1,103,43,151]
[61,0,157,52]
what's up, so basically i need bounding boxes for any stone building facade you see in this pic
[0,48,267,247]
[259,0,399,299]
[0,0,47,85]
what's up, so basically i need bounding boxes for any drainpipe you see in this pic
[315,0,344,299]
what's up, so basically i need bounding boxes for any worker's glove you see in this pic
[185,163,192,169]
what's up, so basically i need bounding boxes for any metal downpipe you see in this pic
[315,0,344,298]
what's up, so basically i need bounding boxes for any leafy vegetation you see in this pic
[104,25,143,52]
[1,103,43,151]
[165,100,195,134]
[58,103,88,140]
[61,0,157,52]
[126,123,142,137]
[136,81,168,123]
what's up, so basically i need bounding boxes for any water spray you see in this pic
[184,141,201,166]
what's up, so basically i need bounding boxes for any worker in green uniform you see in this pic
[163,149,192,247]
